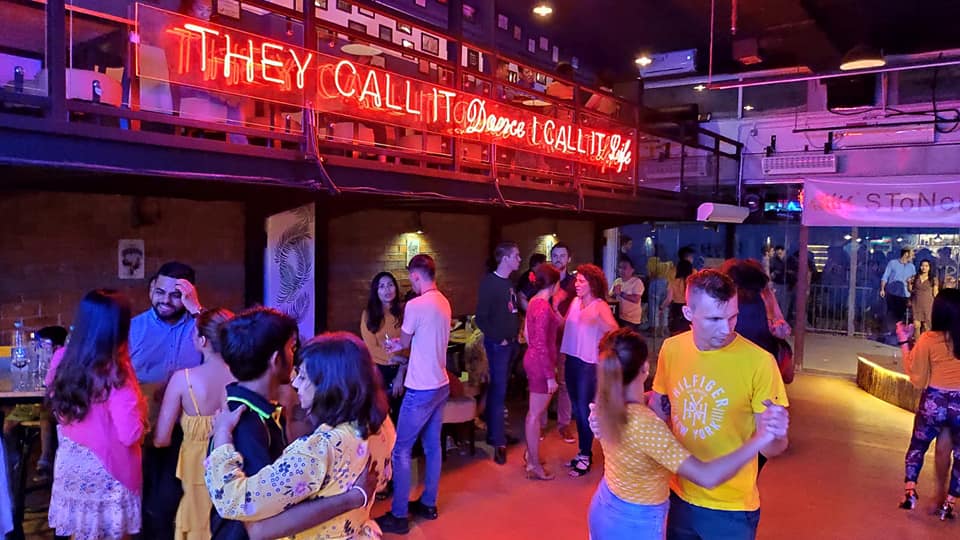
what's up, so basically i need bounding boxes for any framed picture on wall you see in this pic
[513,25,521,41]
[414,0,426,6]
[348,20,367,34]
[497,14,509,30]
[314,0,328,9]
[539,37,549,51]
[378,24,393,42]
[401,38,415,59]
[467,49,480,69]
[397,22,413,35]
[421,33,440,56]
[336,0,351,13]
[357,7,375,17]
[527,38,536,54]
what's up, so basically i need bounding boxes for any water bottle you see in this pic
[11,321,30,391]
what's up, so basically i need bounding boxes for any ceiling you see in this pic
[495,0,960,80]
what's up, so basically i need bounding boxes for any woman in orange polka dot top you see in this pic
[588,328,779,540]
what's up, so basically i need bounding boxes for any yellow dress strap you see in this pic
[184,368,202,416]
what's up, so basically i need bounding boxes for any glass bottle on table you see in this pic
[11,320,30,391]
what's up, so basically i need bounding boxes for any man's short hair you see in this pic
[219,307,298,381]
[551,242,571,256]
[686,269,737,305]
[155,261,196,284]
[620,235,632,246]
[408,254,436,280]
[774,245,785,252]
[529,253,547,267]
[36,326,68,348]
[901,247,913,257]
[493,241,519,264]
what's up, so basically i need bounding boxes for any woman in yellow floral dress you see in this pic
[206,332,396,539]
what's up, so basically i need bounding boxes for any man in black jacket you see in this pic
[475,241,522,464]
[210,307,297,540]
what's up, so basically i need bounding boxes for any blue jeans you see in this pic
[483,338,517,447]
[589,478,669,540]
[565,354,598,457]
[391,385,450,517]
[666,492,760,540]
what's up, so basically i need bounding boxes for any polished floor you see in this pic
[19,373,957,539]
[372,374,956,540]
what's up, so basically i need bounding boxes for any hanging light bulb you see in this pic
[533,2,554,17]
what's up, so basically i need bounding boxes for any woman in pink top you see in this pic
[560,263,618,478]
[522,263,563,480]
[46,289,147,540]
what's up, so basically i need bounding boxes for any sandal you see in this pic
[568,455,591,478]
[525,465,555,481]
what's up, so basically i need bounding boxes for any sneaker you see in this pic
[375,512,410,534]
[408,499,439,520]
[899,489,918,510]
[559,424,576,444]
[494,446,507,465]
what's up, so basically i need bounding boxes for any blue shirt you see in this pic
[129,309,201,384]
[881,259,916,298]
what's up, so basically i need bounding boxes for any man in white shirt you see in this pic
[611,257,645,332]
[376,254,451,535]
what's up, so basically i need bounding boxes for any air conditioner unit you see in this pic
[644,157,709,179]
[834,125,935,148]
[639,49,697,79]
[697,203,750,224]
[762,154,837,175]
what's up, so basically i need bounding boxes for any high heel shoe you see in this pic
[525,465,555,481]
[522,450,546,466]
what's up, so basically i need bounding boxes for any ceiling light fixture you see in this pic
[743,104,754,111]
[635,55,653,67]
[693,84,706,92]
[839,44,886,71]
[532,2,553,17]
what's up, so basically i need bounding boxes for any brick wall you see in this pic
[502,218,596,269]
[0,192,246,343]
[326,210,491,332]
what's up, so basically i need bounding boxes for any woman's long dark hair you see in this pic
[365,272,403,334]
[931,288,960,360]
[720,258,769,302]
[48,289,139,423]
[298,332,389,438]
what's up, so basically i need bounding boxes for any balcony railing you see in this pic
[0,0,740,204]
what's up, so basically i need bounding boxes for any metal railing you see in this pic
[0,0,741,204]
[806,285,875,336]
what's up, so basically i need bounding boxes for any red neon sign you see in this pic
[135,4,634,170]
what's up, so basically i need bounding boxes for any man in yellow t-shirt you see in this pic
[650,269,789,540]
